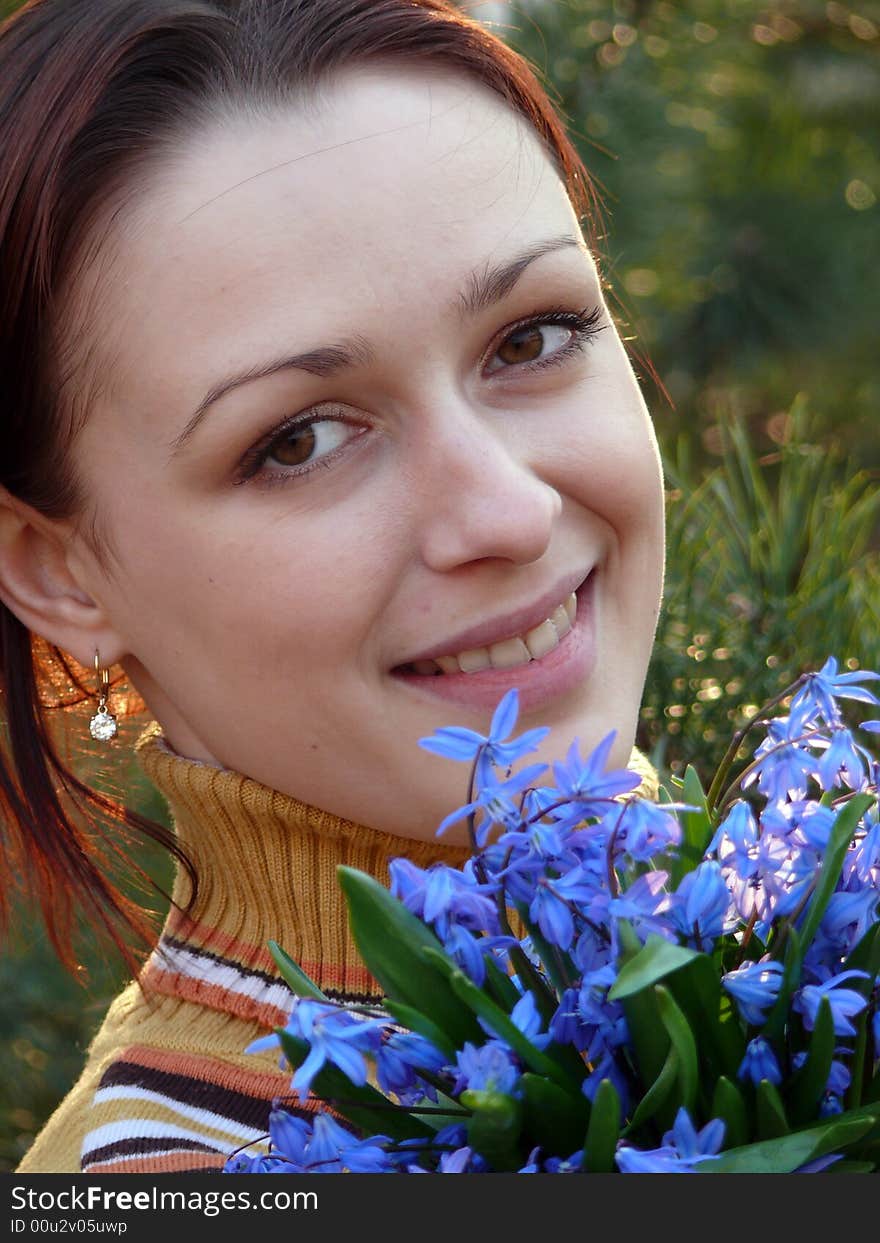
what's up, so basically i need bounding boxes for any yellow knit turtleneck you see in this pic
[18,724,657,1175]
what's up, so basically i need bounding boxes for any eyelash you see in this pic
[235,304,606,487]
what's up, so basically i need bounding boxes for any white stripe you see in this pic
[148,941,295,1014]
[81,1119,231,1158]
[92,1085,268,1143]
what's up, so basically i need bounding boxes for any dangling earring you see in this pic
[89,650,118,741]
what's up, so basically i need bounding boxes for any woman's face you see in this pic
[65,66,665,841]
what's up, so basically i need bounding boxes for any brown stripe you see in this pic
[83,1135,227,1168]
[85,1151,227,1174]
[97,1060,277,1130]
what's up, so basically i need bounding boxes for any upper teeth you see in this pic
[408,591,577,676]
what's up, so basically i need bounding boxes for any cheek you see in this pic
[108,494,404,674]
[553,396,663,532]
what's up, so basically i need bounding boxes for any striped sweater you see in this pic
[18,723,658,1174]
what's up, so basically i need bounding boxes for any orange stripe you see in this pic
[140,965,293,1029]
[115,1043,289,1098]
[158,911,377,991]
[86,1151,227,1174]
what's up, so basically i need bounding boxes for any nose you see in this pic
[412,412,562,573]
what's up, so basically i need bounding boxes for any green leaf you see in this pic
[710,1076,749,1150]
[381,999,457,1060]
[608,934,700,1002]
[483,955,521,1012]
[827,1160,876,1173]
[756,1079,790,1140]
[276,1029,432,1142]
[268,940,328,1000]
[763,924,803,1045]
[616,921,670,1087]
[421,947,578,1093]
[796,793,876,956]
[460,1089,523,1172]
[520,1073,591,1157]
[786,995,834,1125]
[701,1114,877,1174]
[337,866,482,1050]
[623,1045,679,1136]
[666,953,745,1082]
[670,765,713,884]
[655,984,698,1113]
[583,1078,621,1173]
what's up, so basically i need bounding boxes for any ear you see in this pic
[0,486,127,668]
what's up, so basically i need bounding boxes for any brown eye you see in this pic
[490,321,574,372]
[267,424,317,467]
[496,325,546,365]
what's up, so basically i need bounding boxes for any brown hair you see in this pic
[0,0,599,972]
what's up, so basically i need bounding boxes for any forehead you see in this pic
[79,67,579,421]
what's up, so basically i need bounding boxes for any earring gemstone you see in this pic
[89,708,118,741]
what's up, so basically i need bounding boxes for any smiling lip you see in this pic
[394,567,592,667]
[391,570,598,716]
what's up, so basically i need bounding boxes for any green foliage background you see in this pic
[1,0,878,1169]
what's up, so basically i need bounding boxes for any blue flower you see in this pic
[790,657,880,726]
[518,1146,542,1173]
[389,860,499,938]
[453,1041,519,1095]
[551,732,642,816]
[419,689,549,777]
[439,1146,474,1173]
[708,801,759,875]
[664,1108,725,1162]
[819,1093,844,1117]
[616,1108,725,1173]
[543,1150,584,1173]
[529,865,598,949]
[819,886,879,955]
[671,860,732,950]
[737,1036,782,1086]
[550,987,591,1051]
[435,764,548,843]
[375,1032,448,1103]
[815,727,869,792]
[722,959,784,1025]
[615,1142,682,1173]
[615,798,683,862]
[248,999,386,1100]
[794,970,870,1036]
[305,1113,393,1173]
[508,990,551,1049]
[268,1107,312,1168]
[608,870,673,942]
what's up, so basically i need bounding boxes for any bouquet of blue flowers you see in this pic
[226,658,880,1173]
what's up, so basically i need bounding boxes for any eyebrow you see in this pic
[169,233,584,456]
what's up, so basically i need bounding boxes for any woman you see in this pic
[0,0,665,1172]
